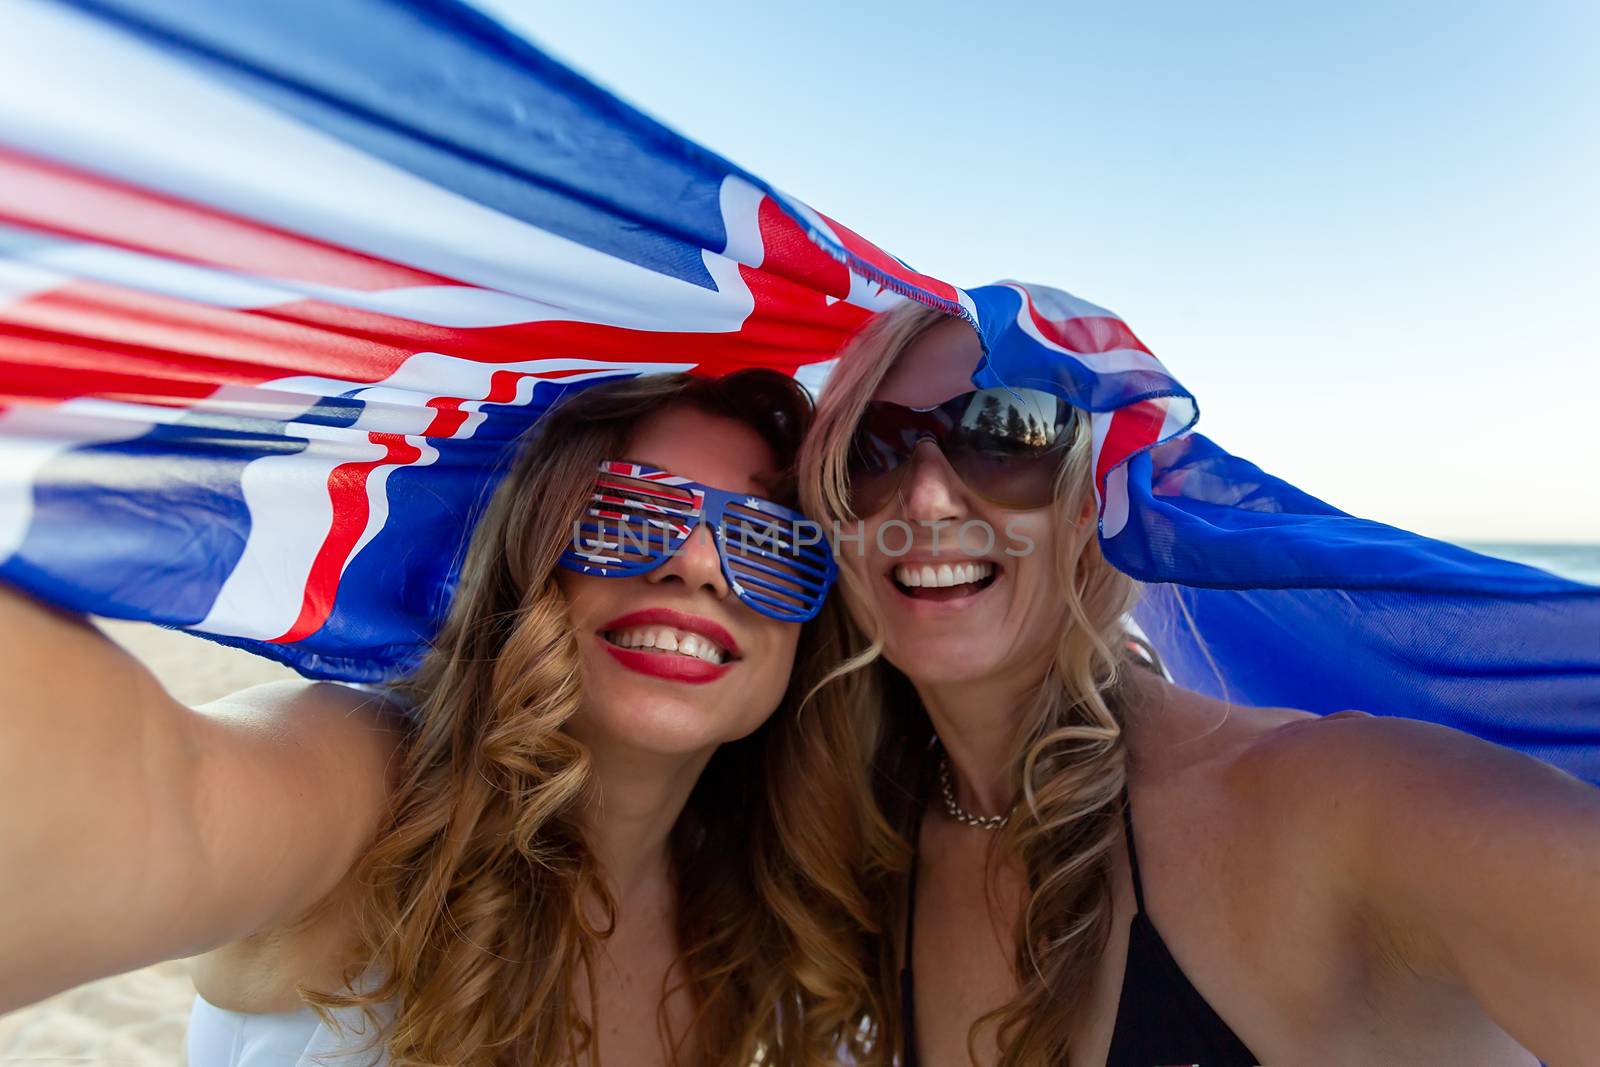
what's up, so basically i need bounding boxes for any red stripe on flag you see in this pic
[2,276,870,405]
[753,198,853,299]
[272,431,424,644]
[0,281,427,388]
[421,396,470,438]
[1096,399,1169,494]
[1,186,882,417]
[0,147,456,291]
[813,210,963,306]
[0,347,210,408]
[1022,293,1152,357]
[1,186,885,651]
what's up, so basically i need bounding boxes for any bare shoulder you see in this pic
[1120,665,1562,805]
[1217,691,1600,971]
[1119,670,1321,781]
[1117,673,1344,904]
[1118,675,1476,927]
[188,865,373,1014]
[197,678,407,732]
[188,677,412,867]
[1222,694,1600,1055]
[1223,700,1593,817]
[192,680,410,785]
[1122,673,1600,1056]
[1114,676,1397,1031]
[185,681,410,1013]
[1130,669,1600,900]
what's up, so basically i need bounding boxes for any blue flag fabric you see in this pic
[1128,435,1600,784]
[0,0,1595,778]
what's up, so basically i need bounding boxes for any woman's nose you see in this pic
[898,441,969,525]
[646,522,730,599]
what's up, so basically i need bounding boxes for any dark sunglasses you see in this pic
[558,461,837,622]
[847,387,1080,514]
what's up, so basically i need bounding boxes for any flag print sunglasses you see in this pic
[558,461,838,623]
[847,386,1081,514]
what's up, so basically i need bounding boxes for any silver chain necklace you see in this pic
[937,754,1012,831]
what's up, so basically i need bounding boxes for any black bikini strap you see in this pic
[1121,786,1147,913]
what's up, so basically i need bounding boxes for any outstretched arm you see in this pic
[1248,712,1600,1064]
[0,584,403,1011]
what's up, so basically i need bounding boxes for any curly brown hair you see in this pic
[307,370,888,1066]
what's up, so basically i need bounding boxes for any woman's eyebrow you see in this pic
[614,458,786,500]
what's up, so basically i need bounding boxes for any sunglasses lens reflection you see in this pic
[846,388,1077,513]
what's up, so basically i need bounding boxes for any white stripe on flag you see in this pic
[0,1,755,333]
[997,280,1118,323]
[0,223,763,332]
[1000,282,1166,377]
[1159,395,1197,440]
[0,256,71,309]
[1101,462,1132,540]
[191,358,691,641]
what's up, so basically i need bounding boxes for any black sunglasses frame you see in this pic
[847,387,1080,514]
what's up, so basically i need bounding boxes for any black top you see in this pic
[899,789,1259,1066]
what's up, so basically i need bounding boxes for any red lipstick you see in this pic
[595,607,740,685]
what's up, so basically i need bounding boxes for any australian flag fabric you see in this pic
[1,0,1595,781]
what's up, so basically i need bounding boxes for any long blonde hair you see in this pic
[799,303,1141,1065]
[308,370,887,1066]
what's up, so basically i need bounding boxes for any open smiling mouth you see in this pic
[600,625,734,665]
[890,561,1000,602]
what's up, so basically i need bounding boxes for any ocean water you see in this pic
[1457,542,1600,586]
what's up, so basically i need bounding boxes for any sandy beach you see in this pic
[0,621,300,1066]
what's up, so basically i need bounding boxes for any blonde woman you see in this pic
[0,370,884,1066]
[800,302,1600,1066]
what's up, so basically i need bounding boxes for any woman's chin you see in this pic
[573,696,757,759]
[884,638,1013,691]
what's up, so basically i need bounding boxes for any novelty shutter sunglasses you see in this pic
[558,461,838,623]
[847,386,1081,514]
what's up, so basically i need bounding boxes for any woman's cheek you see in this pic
[737,624,801,734]
[771,624,803,692]
[1009,509,1055,557]
[835,550,876,625]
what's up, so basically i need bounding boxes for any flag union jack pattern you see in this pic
[0,0,903,676]
[1,1,1596,777]
[562,461,837,623]
[580,462,706,560]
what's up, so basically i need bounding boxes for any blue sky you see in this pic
[482,0,1598,542]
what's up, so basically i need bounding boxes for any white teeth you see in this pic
[604,626,727,663]
[894,561,995,590]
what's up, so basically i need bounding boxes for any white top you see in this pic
[187,994,392,1067]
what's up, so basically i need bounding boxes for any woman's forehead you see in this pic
[873,317,982,407]
[622,404,780,495]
